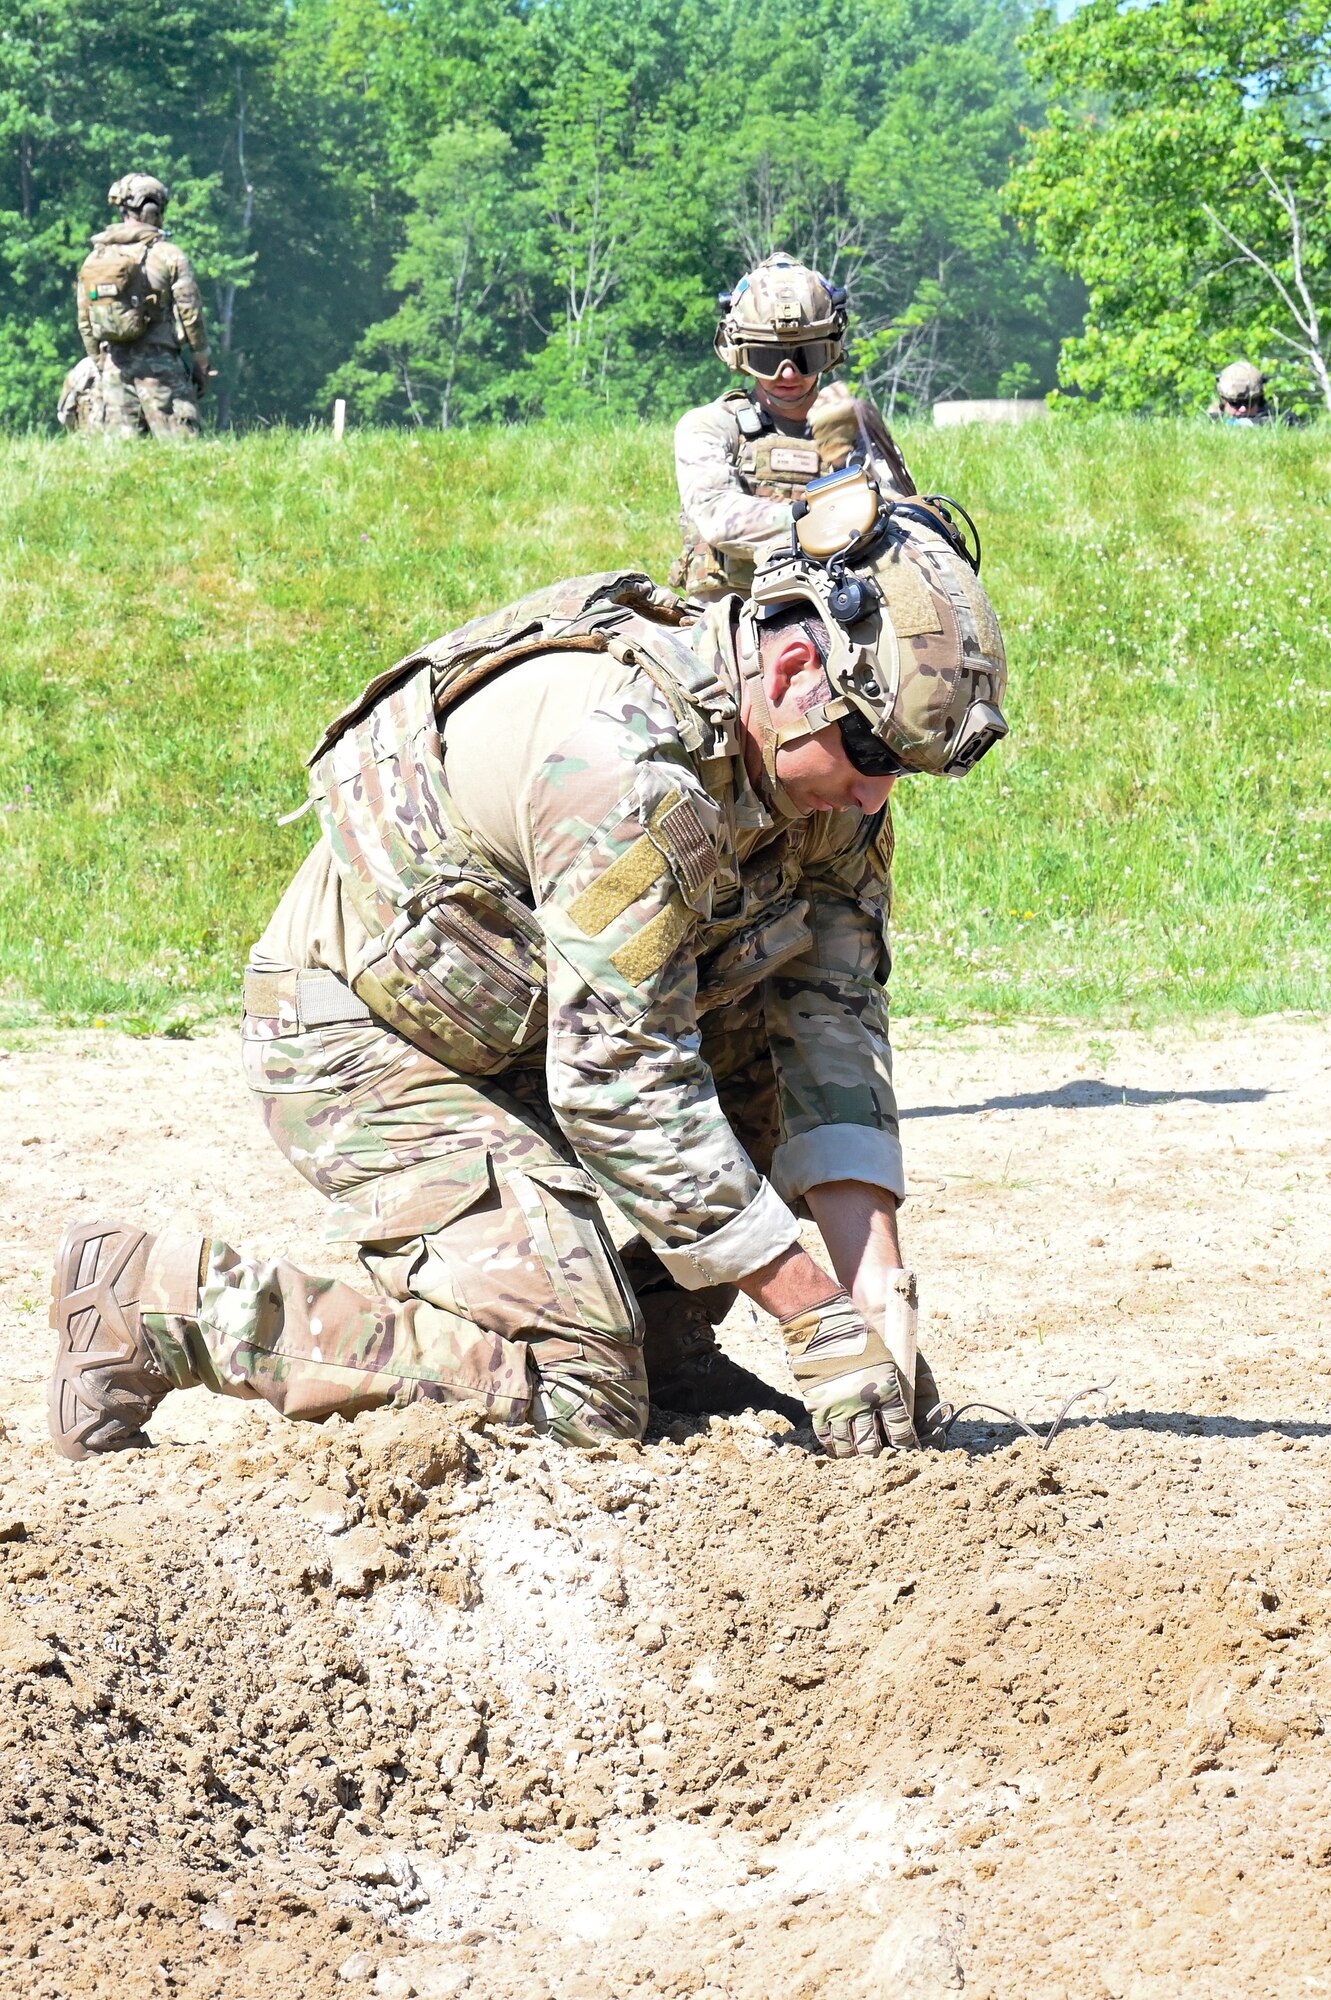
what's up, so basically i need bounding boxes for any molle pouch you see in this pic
[673,531,740,600]
[353,879,548,1075]
[696,898,812,1011]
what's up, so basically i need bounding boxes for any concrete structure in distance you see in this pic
[933,399,1050,427]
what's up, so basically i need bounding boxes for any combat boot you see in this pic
[633,1275,798,1418]
[48,1219,173,1459]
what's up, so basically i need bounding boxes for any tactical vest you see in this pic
[671,389,837,600]
[306,573,739,1073]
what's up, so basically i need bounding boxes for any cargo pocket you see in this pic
[354,880,548,1076]
[696,899,812,1009]
[325,1146,494,1245]
[504,1161,642,1345]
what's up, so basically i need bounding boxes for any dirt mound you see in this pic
[2,1398,1329,1999]
[2,1020,1330,1997]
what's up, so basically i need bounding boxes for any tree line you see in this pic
[0,0,1323,429]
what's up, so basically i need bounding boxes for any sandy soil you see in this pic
[1,1015,1329,2000]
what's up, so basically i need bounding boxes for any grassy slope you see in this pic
[0,419,1327,1032]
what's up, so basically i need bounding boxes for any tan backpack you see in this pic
[80,239,162,344]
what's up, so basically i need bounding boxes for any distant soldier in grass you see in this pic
[56,356,102,433]
[671,253,916,602]
[1208,361,1276,425]
[77,174,211,440]
[49,473,1008,1465]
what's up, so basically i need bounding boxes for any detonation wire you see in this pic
[920,1380,1116,1450]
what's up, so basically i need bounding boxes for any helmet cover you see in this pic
[716,253,848,374]
[1216,360,1265,402]
[108,173,169,212]
[742,469,1008,780]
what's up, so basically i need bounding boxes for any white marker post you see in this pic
[332,398,347,441]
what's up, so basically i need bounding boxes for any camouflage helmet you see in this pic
[1216,360,1265,403]
[737,465,1008,791]
[715,252,848,377]
[108,173,169,213]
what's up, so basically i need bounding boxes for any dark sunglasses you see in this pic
[837,705,914,777]
[837,698,1009,779]
[741,340,840,378]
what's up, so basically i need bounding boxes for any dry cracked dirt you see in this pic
[0,1015,1329,2000]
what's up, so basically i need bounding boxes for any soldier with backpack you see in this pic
[76,174,211,440]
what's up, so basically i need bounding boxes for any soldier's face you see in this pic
[753,359,821,421]
[754,630,898,817]
[777,726,898,816]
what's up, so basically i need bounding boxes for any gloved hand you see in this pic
[782,1290,918,1458]
[808,382,861,469]
[192,355,211,398]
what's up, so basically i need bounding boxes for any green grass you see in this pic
[0,417,1327,1034]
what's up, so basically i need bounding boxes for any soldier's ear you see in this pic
[763,632,827,707]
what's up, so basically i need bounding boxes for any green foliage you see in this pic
[1011,0,1331,414]
[1,422,1326,1035]
[0,0,1073,428]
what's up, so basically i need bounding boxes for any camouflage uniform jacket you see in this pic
[77,222,210,365]
[292,573,903,1291]
[672,388,915,598]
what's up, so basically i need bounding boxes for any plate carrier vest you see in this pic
[671,389,838,599]
[305,573,736,1073]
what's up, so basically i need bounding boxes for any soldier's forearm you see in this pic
[738,1241,843,1320]
[805,1178,904,1310]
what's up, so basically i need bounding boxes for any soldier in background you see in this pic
[1208,361,1275,425]
[672,253,915,601]
[56,356,102,432]
[76,174,211,440]
[48,477,1008,1467]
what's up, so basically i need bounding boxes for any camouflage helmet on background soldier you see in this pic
[738,465,1008,792]
[715,252,849,379]
[1216,360,1265,406]
[108,174,169,214]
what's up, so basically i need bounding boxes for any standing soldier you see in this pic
[76,174,210,440]
[672,252,916,602]
[47,472,1009,1465]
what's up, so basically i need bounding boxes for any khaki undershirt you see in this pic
[252,650,642,977]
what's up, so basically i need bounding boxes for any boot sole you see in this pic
[48,1218,152,1461]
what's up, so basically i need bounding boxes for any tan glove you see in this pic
[808,382,862,469]
[782,1290,918,1458]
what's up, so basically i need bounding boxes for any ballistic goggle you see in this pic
[739,339,842,379]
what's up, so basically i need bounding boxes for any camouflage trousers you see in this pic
[141,991,778,1446]
[91,345,201,440]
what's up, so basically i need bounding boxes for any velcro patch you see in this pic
[652,793,717,899]
[566,834,668,938]
[768,446,821,476]
[611,894,691,986]
[878,549,942,638]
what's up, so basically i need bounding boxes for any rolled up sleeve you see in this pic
[764,807,903,1204]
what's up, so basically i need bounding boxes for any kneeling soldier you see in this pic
[50,473,1008,1462]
